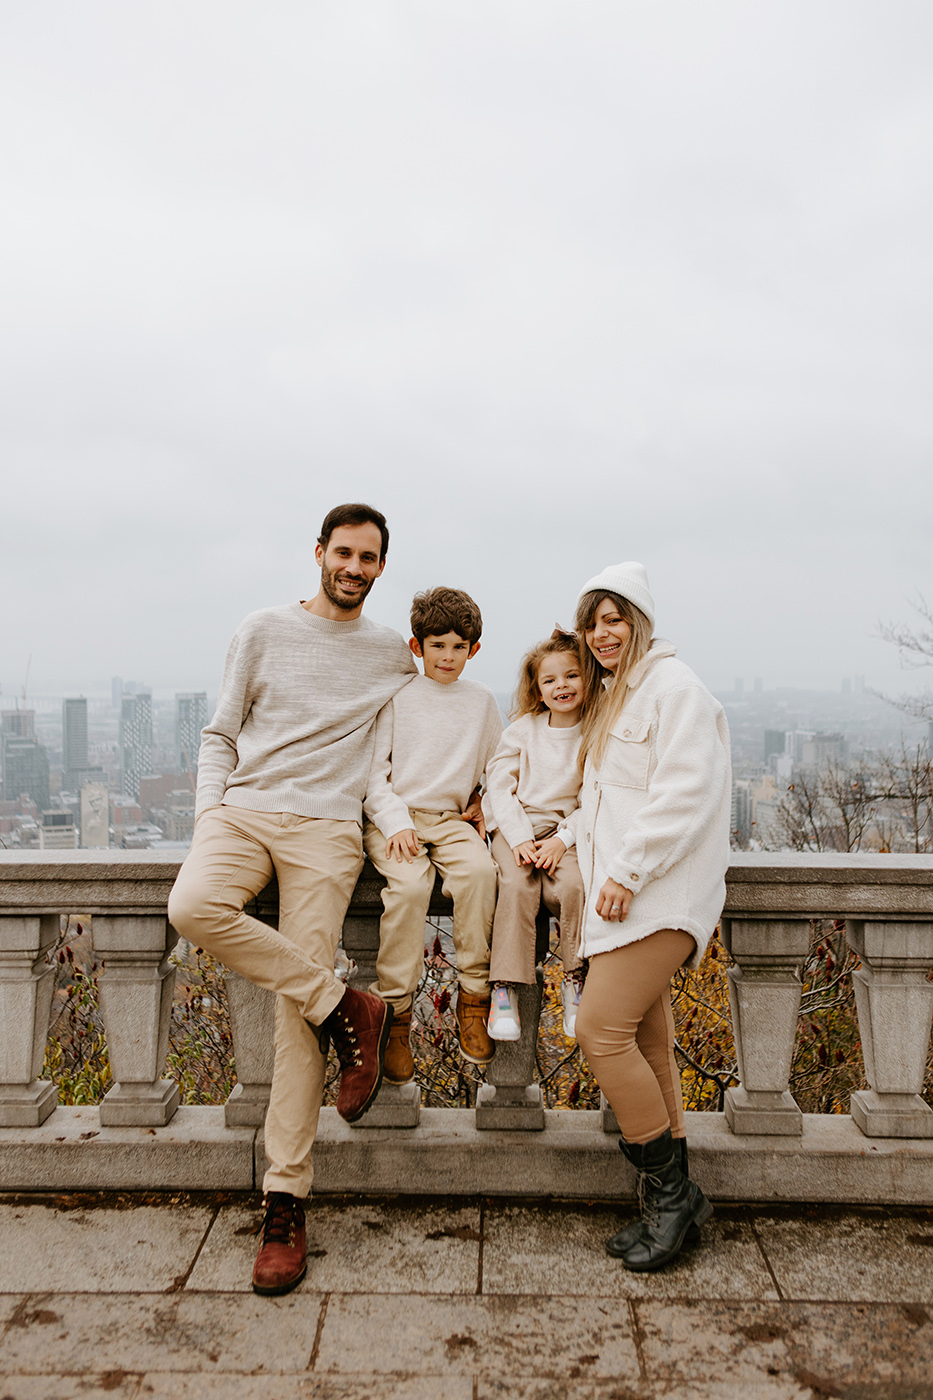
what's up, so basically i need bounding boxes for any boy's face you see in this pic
[410,631,480,685]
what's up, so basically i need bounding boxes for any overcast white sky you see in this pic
[2,1,931,706]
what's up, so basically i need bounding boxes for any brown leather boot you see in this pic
[456,987,495,1065]
[383,1007,415,1084]
[252,1192,307,1296]
[318,985,393,1122]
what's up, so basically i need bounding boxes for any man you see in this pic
[168,502,416,1295]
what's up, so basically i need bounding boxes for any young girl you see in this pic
[484,629,587,1041]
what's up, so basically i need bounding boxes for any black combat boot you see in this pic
[606,1136,701,1258]
[606,1128,711,1271]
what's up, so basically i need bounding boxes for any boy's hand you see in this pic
[385,829,420,863]
[512,840,537,866]
[532,836,566,873]
[596,877,634,922]
[461,788,486,840]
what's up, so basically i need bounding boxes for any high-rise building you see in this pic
[1,710,49,808]
[62,698,89,788]
[111,676,123,709]
[80,783,110,848]
[175,692,208,777]
[120,692,153,799]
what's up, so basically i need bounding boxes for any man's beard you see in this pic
[320,561,375,611]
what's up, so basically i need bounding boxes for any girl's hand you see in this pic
[533,837,566,873]
[385,829,420,863]
[512,840,537,866]
[596,878,633,922]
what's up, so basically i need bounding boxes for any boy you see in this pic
[364,586,503,1080]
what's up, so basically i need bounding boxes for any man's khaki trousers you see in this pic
[168,806,363,1197]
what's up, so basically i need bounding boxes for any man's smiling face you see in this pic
[315,523,385,615]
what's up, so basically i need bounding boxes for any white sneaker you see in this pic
[561,978,583,1039]
[488,984,521,1041]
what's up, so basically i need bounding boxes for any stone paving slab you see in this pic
[0,1199,213,1294]
[636,1299,933,1390]
[138,1377,474,1399]
[188,1199,481,1295]
[482,1202,778,1301]
[756,1205,933,1303]
[0,1377,142,1399]
[315,1294,641,1381]
[0,1293,325,1376]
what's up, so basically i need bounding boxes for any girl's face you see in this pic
[585,597,631,671]
[537,652,584,720]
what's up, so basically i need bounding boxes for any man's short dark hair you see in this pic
[410,587,483,646]
[318,503,389,560]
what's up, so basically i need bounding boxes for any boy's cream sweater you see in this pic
[365,674,503,839]
[483,712,582,848]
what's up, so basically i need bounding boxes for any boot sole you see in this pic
[457,1042,496,1065]
[340,1004,394,1124]
[251,1261,307,1296]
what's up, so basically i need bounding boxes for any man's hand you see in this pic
[461,788,486,840]
[532,836,566,873]
[512,840,537,866]
[385,829,420,863]
[596,877,634,922]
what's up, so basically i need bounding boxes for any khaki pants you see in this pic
[363,811,495,1010]
[488,829,584,985]
[575,930,694,1145]
[167,806,363,1197]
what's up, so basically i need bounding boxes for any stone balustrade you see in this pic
[1,849,932,1201]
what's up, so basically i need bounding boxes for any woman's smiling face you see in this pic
[585,596,632,671]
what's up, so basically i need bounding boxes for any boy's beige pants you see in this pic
[167,805,363,1198]
[363,811,496,1011]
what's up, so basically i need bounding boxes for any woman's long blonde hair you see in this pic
[511,628,583,721]
[574,591,654,770]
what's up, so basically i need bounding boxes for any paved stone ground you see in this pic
[1,1192,932,1398]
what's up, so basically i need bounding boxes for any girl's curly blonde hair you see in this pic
[511,628,584,721]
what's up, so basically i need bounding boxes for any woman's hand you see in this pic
[512,840,537,866]
[596,878,633,922]
[532,836,566,873]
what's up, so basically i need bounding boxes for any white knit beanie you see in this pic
[577,562,656,631]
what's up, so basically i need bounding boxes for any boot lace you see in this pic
[320,1005,363,1071]
[260,1195,300,1247]
[636,1168,665,1228]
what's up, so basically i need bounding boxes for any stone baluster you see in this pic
[847,920,933,1138]
[94,915,180,1127]
[219,884,277,1127]
[0,913,59,1127]
[721,917,811,1135]
[475,906,551,1131]
[345,861,420,1128]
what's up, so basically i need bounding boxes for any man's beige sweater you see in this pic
[196,603,416,821]
[364,674,503,839]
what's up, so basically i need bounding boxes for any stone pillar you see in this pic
[345,899,420,1129]
[476,971,546,1130]
[224,971,275,1127]
[721,917,810,1135]
[94,915,180,1127]
[847,920,933,1138]
[0,914,59,1126]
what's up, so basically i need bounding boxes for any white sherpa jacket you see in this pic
[572,640,731,968]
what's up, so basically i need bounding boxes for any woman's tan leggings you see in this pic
[575,929,695,1145]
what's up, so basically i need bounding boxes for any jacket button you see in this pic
[586,833,591,843]
[630,873,639,882]
[593,781,598,792]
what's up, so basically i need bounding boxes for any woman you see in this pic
[572,562,731,1271]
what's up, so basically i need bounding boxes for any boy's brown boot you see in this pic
[383,1007,415,1084]
[318,986,393,1122]
[252,1192,307,1296]
[456,987,495,1065]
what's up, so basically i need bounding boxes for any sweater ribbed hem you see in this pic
[221,789,363,823]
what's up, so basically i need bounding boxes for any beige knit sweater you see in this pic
[482,712,582,848]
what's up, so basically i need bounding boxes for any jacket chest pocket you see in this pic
[602,718,651,790]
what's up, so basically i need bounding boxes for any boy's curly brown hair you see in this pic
[410,587,483,646]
